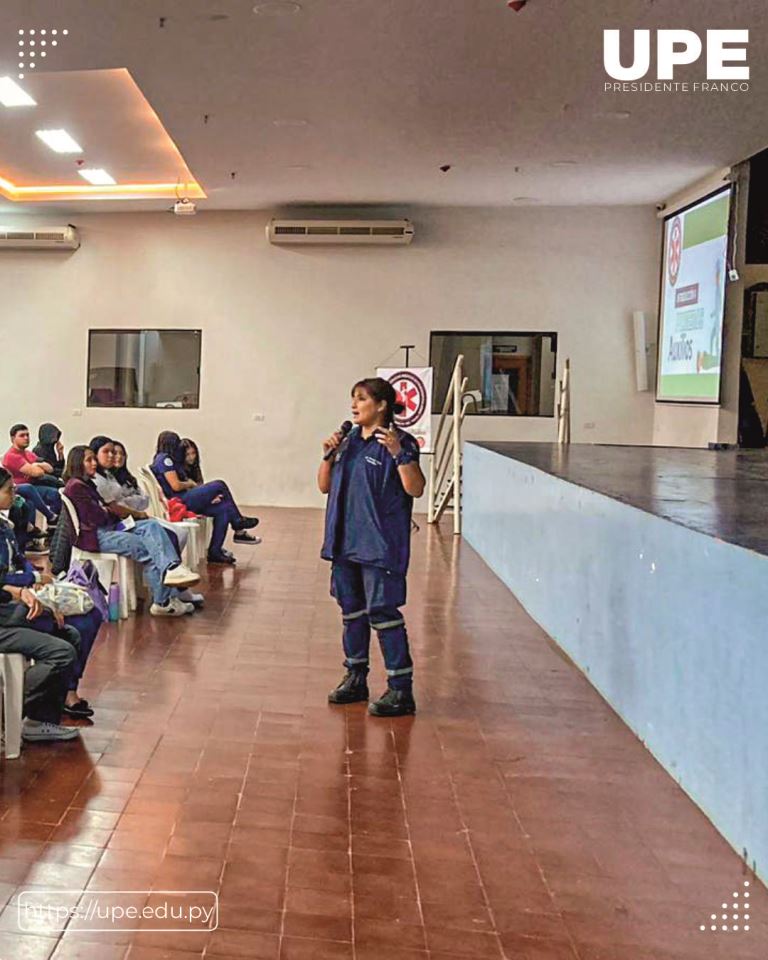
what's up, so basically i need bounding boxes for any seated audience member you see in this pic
[1,468,101,719]
[112,441,152,510]
[151,431,260,565]
[3,424,62,525]
[89,436,151,515]
[92,438,202,607]
[0,589,80,742]
[33,423,66,478]
[64,445,201,617]
[181,438,204,484]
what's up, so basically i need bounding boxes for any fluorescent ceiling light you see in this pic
[78,168,116,186]
[0,76,36,107]
[36,129,82,153]
[254,1,302,15]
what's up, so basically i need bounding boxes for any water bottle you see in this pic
[108,583,120,622]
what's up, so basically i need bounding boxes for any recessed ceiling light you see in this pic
[272,118,308,127]
[0,76,36,107]
[79,168,116,186]
[550,160,578,167]
[512,197,541,204]
[253,1,302,15]
[36,129,82,153]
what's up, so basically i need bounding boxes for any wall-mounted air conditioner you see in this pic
[0,225,80,251]
[267,219,414,245]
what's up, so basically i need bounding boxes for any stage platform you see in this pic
[462,441,768,883]
[474,441,768,557]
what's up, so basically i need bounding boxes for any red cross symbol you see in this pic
[396,379,420,415]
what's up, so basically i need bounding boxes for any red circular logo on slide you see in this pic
[387,370,426,429]
[668,217,682,287]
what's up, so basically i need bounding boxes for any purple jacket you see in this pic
[64,477,118,552]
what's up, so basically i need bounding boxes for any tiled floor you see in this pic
[0,506,765,960]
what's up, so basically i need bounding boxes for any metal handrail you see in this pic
[431,355,464,457]
[432,374,468,486]
[427,354,464,534]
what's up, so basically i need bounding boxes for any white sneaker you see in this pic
[170,596,195,615]
[150,600,187,617]
[22,719,80,741]
[163,564,200,588]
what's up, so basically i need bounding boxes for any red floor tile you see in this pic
[0,508,764,960]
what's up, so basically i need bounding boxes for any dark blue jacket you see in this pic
[321,426,420,575]
[0,518,36,588]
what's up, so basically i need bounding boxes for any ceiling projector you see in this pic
[173,199,197,216]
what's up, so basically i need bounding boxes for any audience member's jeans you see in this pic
[16,483,61,523]
[0,621,77,723]
[180,480,241,555]
[97,519,179,605]
[156,519,187,554]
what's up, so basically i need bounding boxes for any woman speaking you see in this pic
[318,377,425,718]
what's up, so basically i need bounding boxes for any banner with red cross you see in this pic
[377,367,433,454]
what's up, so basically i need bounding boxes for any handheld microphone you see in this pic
[323,420,353,461]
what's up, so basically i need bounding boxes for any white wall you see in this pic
[0,205,660,506]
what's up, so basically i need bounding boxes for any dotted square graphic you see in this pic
[700,881,752,933]
[16,26,69,78]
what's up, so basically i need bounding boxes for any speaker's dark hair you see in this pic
[351,377,405,425]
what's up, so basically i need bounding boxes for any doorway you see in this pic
[739,283,768,447]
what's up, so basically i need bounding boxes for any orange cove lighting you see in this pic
[0,68,206,203]
[0,177,207,202]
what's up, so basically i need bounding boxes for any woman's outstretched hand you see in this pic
[376,426,402,459]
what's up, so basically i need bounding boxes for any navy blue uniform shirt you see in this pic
[151,452,186,500]
[321,426,420,575]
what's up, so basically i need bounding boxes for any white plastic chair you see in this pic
[60,493,136,620]
[0,653,25,759]
[138,466,207,569]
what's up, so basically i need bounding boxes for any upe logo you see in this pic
[604,30,749,81]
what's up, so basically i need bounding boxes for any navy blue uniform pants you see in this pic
[31,609,103,692]
[179,481,240,555]
[330,560,413,690]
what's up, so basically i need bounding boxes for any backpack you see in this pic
[64,559,109,621]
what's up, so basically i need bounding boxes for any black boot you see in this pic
[368,687,416,717]
[328,670,369,704]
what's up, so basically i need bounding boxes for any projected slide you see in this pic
[657,187,730,403]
